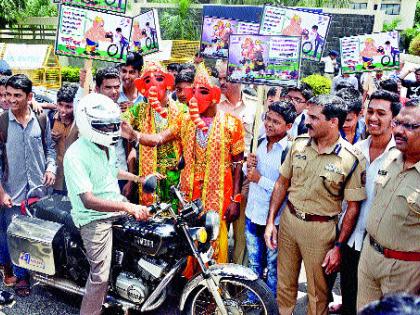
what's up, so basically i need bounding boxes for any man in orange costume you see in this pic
[122,65,245,275]
[122,62,186,208]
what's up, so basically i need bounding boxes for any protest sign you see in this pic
[55,5,132,62]
[260,5,331,61]
[340,31,400,73]
[3,44,49,69]
[227,34,301,86]
[130,10,160,56]
[200,16,259,59]
[61,0,127,14]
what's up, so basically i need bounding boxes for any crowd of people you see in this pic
[0,52,419,315]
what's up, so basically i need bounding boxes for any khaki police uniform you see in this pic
[357,149,420,310]
[277,135,366,315]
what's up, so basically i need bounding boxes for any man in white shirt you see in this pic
[339,89,401,315]
[285,85,313,138]
[321,50,339,80]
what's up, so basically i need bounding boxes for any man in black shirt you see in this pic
[400,67,420,98]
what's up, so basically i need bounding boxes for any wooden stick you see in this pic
[251,85,266,154]
[83,58,93,96]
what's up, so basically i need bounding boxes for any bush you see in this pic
[301,74,331,95]
[409,34,420,56]
[401,24,420,51]
[62,66,80,83]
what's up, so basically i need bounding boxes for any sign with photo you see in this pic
[55,5,132,62]
[227,34,301,86]
[200,16,259,59]
[61,0,127,14]
[130,10,161,56]
[260,5,331,61]
[340,31,400,73]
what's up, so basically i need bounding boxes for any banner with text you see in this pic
[340,31,400,73]
[227,34,301,86]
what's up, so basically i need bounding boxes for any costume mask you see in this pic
[188,64,221,131]
[134,62,175,118]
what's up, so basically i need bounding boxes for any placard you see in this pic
[340,31,400,73]
[55,5,132,62]
[200,16,259,59]
[3,44,49,69]
[130,10,161,56]
[260,5,331,61]
[227,34,301,86]
[61,0,127,14]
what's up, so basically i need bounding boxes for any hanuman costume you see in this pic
[125,62,186,207]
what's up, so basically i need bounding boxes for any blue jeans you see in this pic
[0,206,29,279]
[245,217,278,296]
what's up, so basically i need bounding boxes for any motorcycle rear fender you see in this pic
[179,263,258,311]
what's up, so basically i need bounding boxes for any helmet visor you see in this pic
[91,121,121,133]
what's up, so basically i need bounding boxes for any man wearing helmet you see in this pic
[123,61,187,209]
[122,64,245,277]
[64,93,150,315]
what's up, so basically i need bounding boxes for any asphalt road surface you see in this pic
[0,267,341,315]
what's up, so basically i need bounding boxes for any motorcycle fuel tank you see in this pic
[114,217,177,256]
[7,216,63,275]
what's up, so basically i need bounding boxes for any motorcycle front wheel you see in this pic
[184,278,278,315]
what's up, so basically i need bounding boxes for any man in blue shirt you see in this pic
[243,101,296,296]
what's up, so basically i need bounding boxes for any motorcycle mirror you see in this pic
[143,174,157,194]
[176,156,185,171]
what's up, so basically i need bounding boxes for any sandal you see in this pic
[329,303,342,314]
[14,279,31,297]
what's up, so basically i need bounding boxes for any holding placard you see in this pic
[55,5,132,62]
[227,34,301,86]
[340,31,400,73]
[260,5,331,61]
[130,10,161,56]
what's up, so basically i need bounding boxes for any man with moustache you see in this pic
[285,85,313,138]
[339,89,400,315]
[264,95,366,315]
[357,97,420,310]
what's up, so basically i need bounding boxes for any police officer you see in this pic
[265,94,366,315]
[357,97,420,310]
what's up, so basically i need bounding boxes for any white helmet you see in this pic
[76,93,121,147]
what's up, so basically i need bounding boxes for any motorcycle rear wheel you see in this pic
[183,278,278,315]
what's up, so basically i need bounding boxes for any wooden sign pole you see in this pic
[251,85,266,154]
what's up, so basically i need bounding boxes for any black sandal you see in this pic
[14,279,31,297]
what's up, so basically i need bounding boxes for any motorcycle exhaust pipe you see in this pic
[32,274,139,311]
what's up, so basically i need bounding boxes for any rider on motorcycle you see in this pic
[63,93,150,315]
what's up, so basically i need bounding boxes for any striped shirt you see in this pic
[242,136,289,225]
[0,108,56,205]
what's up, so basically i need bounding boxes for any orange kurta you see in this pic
[179,111,244,277]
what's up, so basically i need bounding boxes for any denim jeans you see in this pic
[245,217,278,296]
[0,206,30,279]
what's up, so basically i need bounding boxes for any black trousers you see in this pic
[340,244,361,315]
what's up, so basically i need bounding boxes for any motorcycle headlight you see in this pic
[205,211,220,241]
[189,227,208,244]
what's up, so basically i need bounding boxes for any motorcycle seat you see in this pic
[30,194,79,235]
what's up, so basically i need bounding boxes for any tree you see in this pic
[158,0,200,40]
[0,0,25,27]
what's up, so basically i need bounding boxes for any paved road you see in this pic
[0,267,342,315]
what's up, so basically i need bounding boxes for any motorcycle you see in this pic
[6,176,278,314]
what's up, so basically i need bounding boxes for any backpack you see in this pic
[0,110,47,182]
[257,137,291,165]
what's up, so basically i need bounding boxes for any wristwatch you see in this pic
[230,194,242,204]
[334,241,343,249]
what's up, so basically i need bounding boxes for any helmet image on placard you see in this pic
[76,93,121,147]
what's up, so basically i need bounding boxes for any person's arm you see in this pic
[43,116,57,186]
[223,152,244,223]
[264,175,290,250]
[121,121,176,147]
[117,170,140,183]
[79,191,149,221]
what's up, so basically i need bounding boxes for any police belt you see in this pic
[287,200,337,222]
[369,235,420,262]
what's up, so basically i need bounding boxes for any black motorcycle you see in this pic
[6,177,278,314]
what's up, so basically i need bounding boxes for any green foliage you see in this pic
[301,74,331,95]
[415,1,420,26]
[409,34,420,56]
[0,0,25,27]
[22,0,57,18]
[382,18,401,32]
[62,66,81,83]
[158,0,200,40]
[401,24,420,51]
